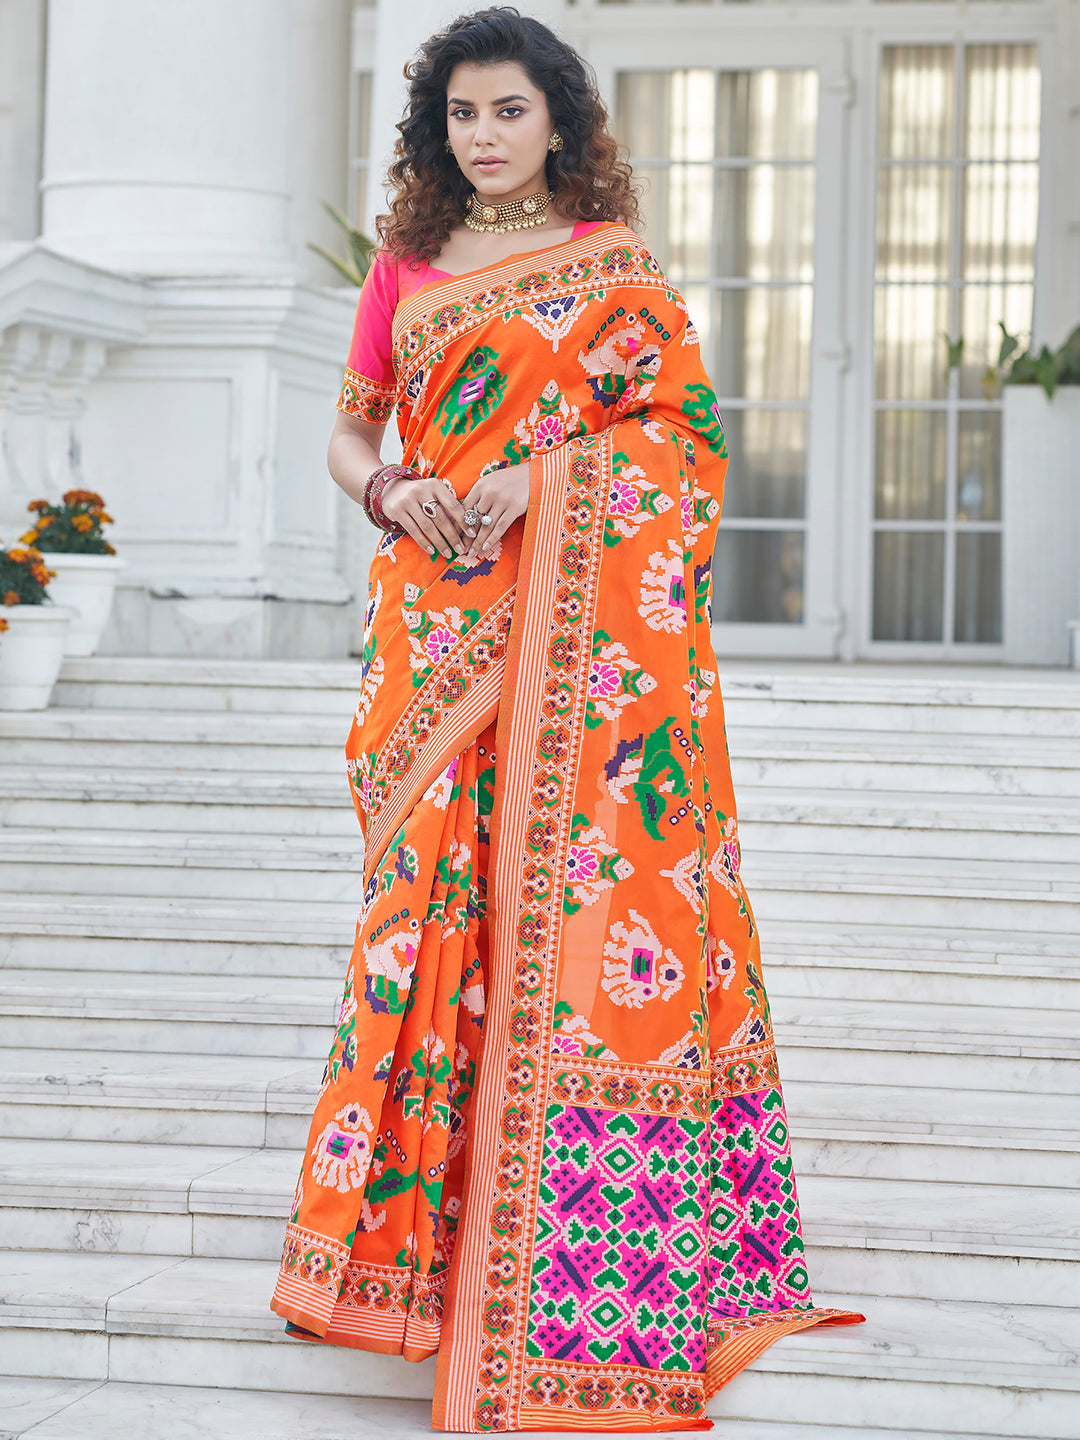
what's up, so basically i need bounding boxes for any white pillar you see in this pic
[40,0,294,276]
[288,0,353,287]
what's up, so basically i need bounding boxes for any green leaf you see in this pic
[1034,345,1058,401]
[307,242,363,286]
[996,321,1021,369]
[942,332,964,370]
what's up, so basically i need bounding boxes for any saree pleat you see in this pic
[271,223,863,1430]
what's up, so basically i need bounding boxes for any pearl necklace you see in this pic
[464,190,551,235]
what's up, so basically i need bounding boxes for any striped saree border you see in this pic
[433,436,579,1432]
[362,589,513,883]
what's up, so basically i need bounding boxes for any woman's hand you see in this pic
[460,461,531,560]
[381,476,474,560]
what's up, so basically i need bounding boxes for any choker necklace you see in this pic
[464,190,551,235]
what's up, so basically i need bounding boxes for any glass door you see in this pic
[600,31,849,655]
[867,41,1041,654]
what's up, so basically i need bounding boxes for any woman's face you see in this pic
[445,61,554,203]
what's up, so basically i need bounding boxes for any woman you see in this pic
[271,8,863,1431]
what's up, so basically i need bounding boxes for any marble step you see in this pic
[2,899,1074,983]
[1,1044,1073,1153]
[2,1252,1077,1438]
[0,1049,323,1148]
[1,963,1076,1073]
[4,825,1078,933]
[4,767,1079,862]
[3,1380,1077,1440]
[0,895,353,976]
[4,708,1079,797]
[52,654,1080,739]
[0,968,339,1057]
[0,829,366,905]
[743,851,1080,935]
[1,1134,1076,1264]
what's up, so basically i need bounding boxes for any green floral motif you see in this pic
[563,811,633,915]
[503,378,584,464]
[433,345,507,435]
[682,382,728,456]
[603,449,671,549]
[585,628,657,730]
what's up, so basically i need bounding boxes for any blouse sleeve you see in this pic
[337,251,398,425]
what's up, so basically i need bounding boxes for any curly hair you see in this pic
[377,7,639,262]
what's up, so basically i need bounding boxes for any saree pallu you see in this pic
[271,223,863,1432]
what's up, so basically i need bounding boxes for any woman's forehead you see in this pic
[445,61,540,104]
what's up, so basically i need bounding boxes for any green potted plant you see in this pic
[946,322,1080,666]
[995,324,1080,667]
[0,545,75,709]
[20,490,123,657]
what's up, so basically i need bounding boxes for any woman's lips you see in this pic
[473,158,506,170]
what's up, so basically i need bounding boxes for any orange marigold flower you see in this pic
[97,512,114,524]
[27,499,51,513]
[103,541,116,555]
[63,489,104,508]
[3,590,19,606]
[20,530,39,544]
[0,617,8,631]
[71,514,93,532]
[37,514,54,528]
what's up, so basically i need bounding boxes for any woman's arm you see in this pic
[328,410,474,560]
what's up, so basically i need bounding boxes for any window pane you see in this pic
[711,286,813,399]
[957,411,1002,521]
[716,167,815,280]
[638,162,713,281]
[954,532,1002,642]
[615,73,672,157]
[874,285,950,399]
[958,282,1034,400]
[962,162,1039,284]
[721,410,807,519]
[876,165,953,281]
[716,70,818,159]
[633,163,673,265]
[965,45,1040,160]
[713,529,805,624]
[873,531,945,641]
[875,410,947,520]
[879,46,954,160]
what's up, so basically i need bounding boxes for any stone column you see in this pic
[40,0,293,276]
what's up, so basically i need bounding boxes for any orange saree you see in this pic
[270,222,864,1431]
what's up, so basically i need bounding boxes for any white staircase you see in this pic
[1,657,1077,1440]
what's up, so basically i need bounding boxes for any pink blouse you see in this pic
[344,220,605,415]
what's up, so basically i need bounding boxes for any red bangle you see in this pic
[363,464,418,532]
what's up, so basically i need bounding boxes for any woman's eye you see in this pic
[500,107,523,118]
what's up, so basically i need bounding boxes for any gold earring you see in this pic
[547,131,563,153]
[445,138,453,152]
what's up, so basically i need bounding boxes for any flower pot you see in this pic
[38,552,125,657]
[0,605,76,709]
[1002,386,1080,666]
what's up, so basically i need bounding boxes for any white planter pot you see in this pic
[1002,386,1080,667]
[0,605,76,709]
[38,552,125,657]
